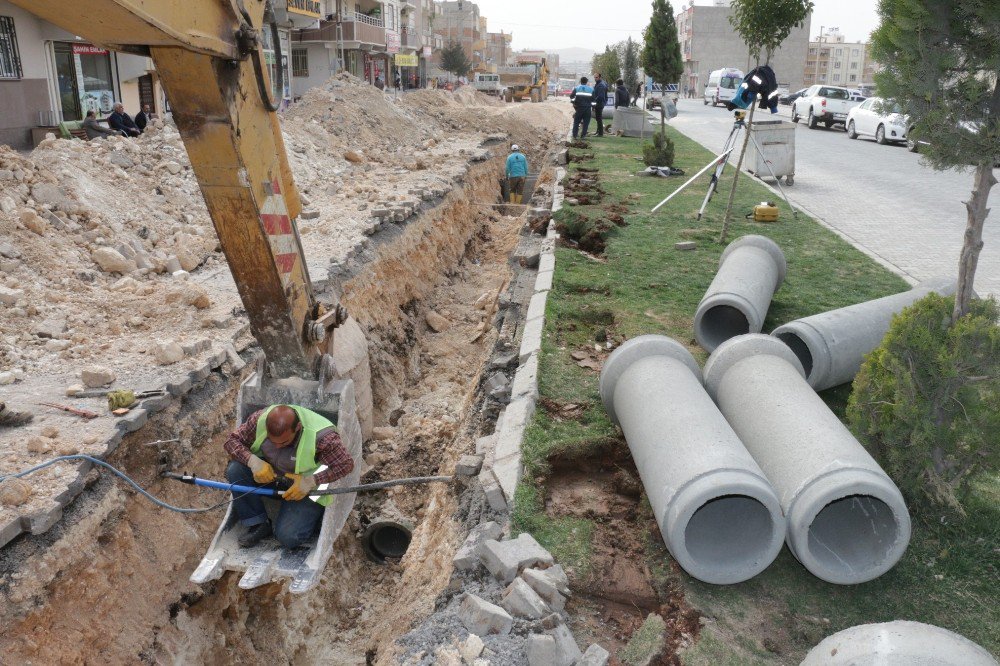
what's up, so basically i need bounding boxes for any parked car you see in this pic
[792,85,863,129]
[846,97,908,145]
[780,87,807,106]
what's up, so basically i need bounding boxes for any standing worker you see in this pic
[570,76,594,139]
[614,79,630,108]
[592,73,608,137]
[223,404,355,548]
[505,144,529,204]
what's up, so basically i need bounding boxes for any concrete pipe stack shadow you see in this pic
[600,335,785,585]
[694,235,787,352]
[704,335,911,585]
[771,277,958,391]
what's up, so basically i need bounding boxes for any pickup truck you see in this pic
[792,85,862,129]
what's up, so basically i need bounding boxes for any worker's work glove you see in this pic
[283,473,317,501]
[247,454,277,484]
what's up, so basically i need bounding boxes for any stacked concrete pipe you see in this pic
[772,277,958,391]
[694,235,787,352]
[600,335,785,584]
[801,621,999,665]
[704,335,911,584]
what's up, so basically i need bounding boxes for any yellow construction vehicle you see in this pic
[9,0,362,593]
[501,56,549,103]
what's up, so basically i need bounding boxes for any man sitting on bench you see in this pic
[82,111,118,140]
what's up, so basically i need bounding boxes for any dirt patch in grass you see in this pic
[555,209,615,254]
[543,448,701,664]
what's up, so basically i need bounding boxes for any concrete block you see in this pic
[116,407,148,433]
[801,621,998,666]
[674,241,696,251]
[25,506,63,535]
[478,533,555,583]
[141,393,173,415]
[704,334,911,584]
[772,277,958,391]
[600,335,784,584]
[455,454,484,477]
[518,317,545,364]
[538,253,556,273]
[534,270,553,293]
[521,567,566,610]
[500,577,551,619]
[458,593,512,636]
[543,564,570,595]
[526,291,548,323]
[694,235,786,352]
[526,634,557,666]
[510,353,539,400]
[494,396,533,460]
[453,521,503,571]
[546,622,583,666]
[479,469,507,511]
[581,644,611,666]
[492,454,522,504]
[166,375,192,396]
[475,433,497,456]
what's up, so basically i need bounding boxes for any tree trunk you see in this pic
[719,102,756,243]
[660,102,666,139]
[953,163,996,322]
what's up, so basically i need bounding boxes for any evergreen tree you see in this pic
[620,38,641,96]
[871,0,1000,321]
[592,46,622,86]
[441,41,471,80]
[641,0,684,136]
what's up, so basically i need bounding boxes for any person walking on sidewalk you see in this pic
[570,76,595,139]
[223,404,355,548]
[592,73,608,137]
[505,144,529,204]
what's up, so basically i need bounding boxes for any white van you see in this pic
[704,68,744,107]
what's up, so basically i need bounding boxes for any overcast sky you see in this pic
[471,0,880,53]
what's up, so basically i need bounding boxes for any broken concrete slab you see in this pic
[581,643,611,666]
[526,634,558,666]
[452,520,503,571]
[478,533,555,583]
[518,317,545,364]
[478,468,507,512]
[500,577,550,619]
[491,454,522,504]
[510,352,539,400]
[458,593,512,637]
[546,622,583,666]
[525,291,548,323]
[534,270,553,294]
[455,454,484,477]
[521,567,567,611]
[80,365,116,388]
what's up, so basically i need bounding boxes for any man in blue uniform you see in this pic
[505,144,529,204]
[569,76,594,139]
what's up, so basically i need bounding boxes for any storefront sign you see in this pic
[287,0,322,18]
[422,46,432,58]
[395,53,418,67]
[72,44,108,55]
[386,31,400,54]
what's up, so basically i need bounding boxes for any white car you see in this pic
[846,97,908,145]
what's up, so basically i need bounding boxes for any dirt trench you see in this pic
[0,153,540,664]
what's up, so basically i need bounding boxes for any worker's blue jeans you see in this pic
[225,461,325,549]
[572,107,592,138]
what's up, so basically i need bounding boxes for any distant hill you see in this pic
[551,47,595,63]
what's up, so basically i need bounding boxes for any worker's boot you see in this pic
[513,194,522,204]
[238,521,273,548]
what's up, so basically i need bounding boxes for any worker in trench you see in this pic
[223,404,354,548]
[506,143,528,205]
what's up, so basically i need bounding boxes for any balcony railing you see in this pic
[295,14,386,46]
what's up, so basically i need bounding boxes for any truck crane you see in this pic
[10,0,364,594]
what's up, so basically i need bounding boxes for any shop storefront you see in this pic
[52,42,116,121]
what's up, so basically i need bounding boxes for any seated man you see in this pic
[82,110,118,140]
[223,404,355,548]
[134,104,153,132]
[108,103,141,137]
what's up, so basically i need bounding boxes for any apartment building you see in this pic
[675,1,810,95]
[802,27,878,91]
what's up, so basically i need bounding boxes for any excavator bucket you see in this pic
[190,373,362,594]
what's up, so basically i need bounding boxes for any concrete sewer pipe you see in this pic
[772,277,958,391]
[703,335,911,584]
[600,335,785,584]
[800,621,999,665]
[694,235,787,353]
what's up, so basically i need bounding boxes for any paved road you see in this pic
[667,99,999,298]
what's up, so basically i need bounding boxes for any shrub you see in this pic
[642,132,675,167]
[847,293,1000,518]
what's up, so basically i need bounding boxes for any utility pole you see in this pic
[814,25,823,86]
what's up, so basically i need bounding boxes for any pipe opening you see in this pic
[776,331,814,378]
[807,495,898,577]
[700,305,750,350]
[362,520,413,563]
[684,495,776,570]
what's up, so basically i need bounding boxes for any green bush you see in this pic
[847,293,1000,518]
[642,132,675,167]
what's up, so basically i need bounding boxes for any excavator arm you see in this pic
[12,0,342,379]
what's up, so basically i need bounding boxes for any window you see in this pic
[833,74,840,82]
[836,48,842,56]
[834,61,841,68]
[0,16,22,80]
[292,48,308,77]
[852,48,859,56]
[386,3,396,30]
[850,74,857,82]
[819,74,826,82]
[851,62,858,70]
[54,42,116,121]
[809,47,817,55]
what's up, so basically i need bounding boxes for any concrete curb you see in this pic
[479,167,564,507]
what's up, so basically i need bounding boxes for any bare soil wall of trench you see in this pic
[0,147,554,664]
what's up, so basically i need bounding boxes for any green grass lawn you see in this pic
[513,127,1000,662]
